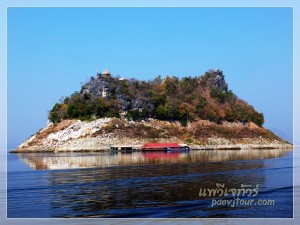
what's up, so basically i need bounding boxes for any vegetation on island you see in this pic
[49,69,264,127]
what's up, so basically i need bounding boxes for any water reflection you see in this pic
[8,149,293,218]
[46,161,267,217]
[15,148,292,170]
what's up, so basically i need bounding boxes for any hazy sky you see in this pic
[7,7,293,149]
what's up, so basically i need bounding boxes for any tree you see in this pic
[83,93,91,100]
[210,87,225,103]
[95,98,110,118]
[105,99,120,118]
[196,96,207,117]
[178,103,189,126]
[150,91,166,107]
[49,104,61,123]
[179,77,197,95]
[225,90,235,103]
[252,112,264,127]
[154,105,167,120]
[164,76,178,96]
[152,75,162,86]
[126,109,141,121]
[67,104,80,118]
[141,106,151,118]
[49,103,67,123]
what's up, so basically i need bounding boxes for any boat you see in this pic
[141,143,190,153]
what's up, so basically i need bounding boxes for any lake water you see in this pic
[7,149,293,218]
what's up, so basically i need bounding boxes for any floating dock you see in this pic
[110,145,142,152]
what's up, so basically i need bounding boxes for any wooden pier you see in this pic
[110,145,142,152]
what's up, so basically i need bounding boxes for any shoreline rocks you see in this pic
[12,118,293,153]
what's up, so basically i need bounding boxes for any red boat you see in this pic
[141,143,190,152]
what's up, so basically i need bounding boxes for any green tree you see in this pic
[164,76,178,96]
[141,106,151,118]
[150,91,166,107]
[196,96,207,117]
[126,109,141,121]
[178,103,189,126]
[179,77,197,95]
[49,104,61,123]
[210,87,225,103]
[252,112,264,127]
[95,98,110,118]
[155,105,167,120]
[67,104,79,118]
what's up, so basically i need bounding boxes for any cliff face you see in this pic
[14,118,291,152]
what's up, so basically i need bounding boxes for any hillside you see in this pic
[48,69,264,127]
[14,69,292,152]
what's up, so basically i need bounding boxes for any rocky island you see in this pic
[13,69,292,152]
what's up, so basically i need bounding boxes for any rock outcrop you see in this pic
[210,69,228,92]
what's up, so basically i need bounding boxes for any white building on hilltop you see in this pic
[102,69,111,77]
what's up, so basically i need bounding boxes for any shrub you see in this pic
[126,109,141,121]
[210,87,225,103]
[185,138,193,144]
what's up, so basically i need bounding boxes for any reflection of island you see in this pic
[15,148,293,170]
[45,151,280,218]
[8,149,293,218]
[45,153,269,218]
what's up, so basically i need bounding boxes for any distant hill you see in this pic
[48,69,264,127]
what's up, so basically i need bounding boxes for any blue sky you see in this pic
[7,7,293,149]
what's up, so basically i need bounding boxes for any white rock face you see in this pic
[47,118,111,143]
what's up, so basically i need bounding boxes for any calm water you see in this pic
[7,149,293,218]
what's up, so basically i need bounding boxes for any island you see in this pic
[12,69,292,152]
